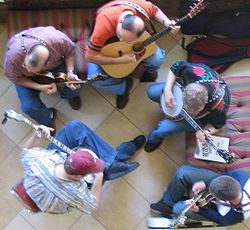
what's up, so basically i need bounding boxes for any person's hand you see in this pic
[40,83,57,95]
[169,20,180,35]
[195,130,211,142]
[66,73,82,90]
[164,88,175,108]
[118,52,137,64]
[34,124,54,138]
[192,181,206,195]
[185,198,199,212]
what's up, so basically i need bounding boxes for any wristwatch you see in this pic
[67,69,74,74]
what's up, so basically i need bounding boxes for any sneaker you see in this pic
[68,95,82,110]
[48,108,57,136]
[150,199,173,215]
[104,161,140,181]
[116,78,134,109]
[140,70,158,82]
[131,135,146,150]
[144,140,163,152]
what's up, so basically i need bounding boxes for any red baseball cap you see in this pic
[64,149,105,176]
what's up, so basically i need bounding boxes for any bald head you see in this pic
[122,14,145,37]
[27,44,50,68]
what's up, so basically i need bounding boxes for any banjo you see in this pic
[1,109,97,183]
[160,83,235,164]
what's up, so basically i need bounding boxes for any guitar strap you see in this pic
[97,1,149,19]
[20,33,49,54]
[194,77,227,119]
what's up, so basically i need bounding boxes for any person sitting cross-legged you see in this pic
[150,164,250,226]
[20,120,145,214]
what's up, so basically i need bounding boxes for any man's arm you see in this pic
[16,77,57,95]
[23,125,54,149]
[153,7,173,27]
[85,51,136,65]
[153,7,180,34]
[91,172,104,203]
[163,70,177,107]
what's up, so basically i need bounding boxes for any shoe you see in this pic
[48,108,57,136]
[140,70,158,82]
[68,95,82,110]
[104,161,139,180]
[144,140,163,152]
[116,78,134,109]
[131,135,146,150]
[150,199,173,215]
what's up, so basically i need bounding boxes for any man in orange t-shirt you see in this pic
[85,0,178,109]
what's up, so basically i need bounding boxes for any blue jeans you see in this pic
[147,82,194,143]
[15,64,80,125]
[88,46,166,95]
[163,164,220,220]
[47,120,136,169]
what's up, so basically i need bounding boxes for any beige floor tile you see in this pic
[0,86,32,144]
[4,213,35,230]
[134,213,149,230]
[92,179,149,230]
[227,222,249,230]
[161,132,186,166]
[0,195,19,229]
[157,33,181,54]
[93,75,141,108]
[0,68,12,96]
[21,209,82,230]
[121,83,164,135]
[157,43,187,83]
[242,218,250,229]
[124,148,178,203]
[70,213,107,230]
[96,110,145,147]
[0,129,16,163]
[56,85,114,131]
[39,90,61,109]
[0,147,24,211]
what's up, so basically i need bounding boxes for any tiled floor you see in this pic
[1,23,250,230]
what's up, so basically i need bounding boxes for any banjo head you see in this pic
[161,84,183,118]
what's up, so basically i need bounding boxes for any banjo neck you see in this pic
[181,109,218,151]
[22,117,74,155]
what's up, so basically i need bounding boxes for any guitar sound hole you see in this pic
[133,43,144,53]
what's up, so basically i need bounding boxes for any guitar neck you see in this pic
[143,26,172,47]
[22,117,74,155]
[143,1,206,47]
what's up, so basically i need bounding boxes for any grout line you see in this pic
[132,211,149,230]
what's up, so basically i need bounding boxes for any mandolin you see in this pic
[101,0,207,78]
[32,71,106,85]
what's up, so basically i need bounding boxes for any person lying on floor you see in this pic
[20,120,145,214]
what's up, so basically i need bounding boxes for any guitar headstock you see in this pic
[3,110,26,122]
[177,0,207,24]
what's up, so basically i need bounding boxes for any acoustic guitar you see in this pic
[101,0,206,78]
